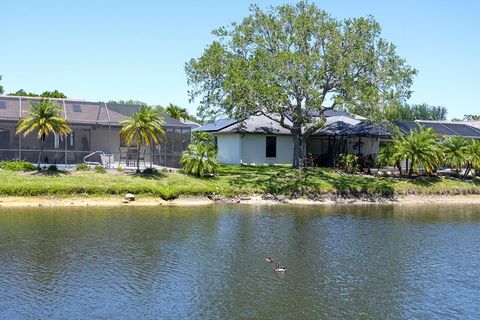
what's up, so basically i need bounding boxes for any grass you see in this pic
[0,165,479,200]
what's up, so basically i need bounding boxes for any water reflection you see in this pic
[0,204,479,319]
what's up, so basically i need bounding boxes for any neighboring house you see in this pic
[0,96,191,168]
[196,112,480,167]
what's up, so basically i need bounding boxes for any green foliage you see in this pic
[16,99,71,168]
[0,75,3,94]
[108,100,148,105]
[443,136,468,176]
[395,126,443,176]
[380,103,447,121]
[142,167,160,175]
[0,161,36,172]
[116,166,124,172]
[165,103,190,121]
[8,89,67,98]
[181,143,220,177]
[375,143,396,167]
[192,131,216,148]
[464,139,480,177]
[120,106,166,172]
[337,154,360,174]
[75,163,90,171]
[94,165,106,174]
[464,114,480,121]
[186,1,416,168]
[47,165,58,172]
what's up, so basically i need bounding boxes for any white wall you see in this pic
[241,134,293,164]
[215,133,294,165]
[345,137,380,156]
[216,134,241,164]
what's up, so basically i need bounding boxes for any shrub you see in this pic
[181,143,219,177]
[75,163,90,171]
[47,165,58,172]
[142,167,159,175]
[116,166,124,172]
[94,165,106,174]
[338,154,359,174]
[0,161,36,172]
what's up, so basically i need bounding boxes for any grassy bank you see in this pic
[0,165,479,200]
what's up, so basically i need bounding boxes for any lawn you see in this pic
[0,165,479,199]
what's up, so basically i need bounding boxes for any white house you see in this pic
[196,111,480,167]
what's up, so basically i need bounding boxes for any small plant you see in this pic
[94,165,106,174]
[116,166,124,172]
[161,168,169,173]
[75,163,90,171]
[142,167,159,175]
[0,161,36,172]
[338,154,359,174]
[47,165,58,172]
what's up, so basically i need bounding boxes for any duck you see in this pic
[265,256,274,263]
[274,265,287,272]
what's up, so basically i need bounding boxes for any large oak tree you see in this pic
[186,2,417,168]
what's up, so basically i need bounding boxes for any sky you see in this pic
[0,0,479,119]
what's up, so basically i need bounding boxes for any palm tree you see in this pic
[464,139,480,178]
[16,99,71,169]
[443,136,468,177]
[192,131,216,148]
[120,106,166,172]
[165,103,190,121]
[180,143,219,177]
[396,126,442,177]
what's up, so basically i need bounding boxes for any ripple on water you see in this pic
[0,205,479,319]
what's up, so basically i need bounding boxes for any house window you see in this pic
[0,101,6,109]
[266,136,276,158]
[72,104,82,112]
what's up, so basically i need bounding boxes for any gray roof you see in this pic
[395,121,480,138]
[0,96,189,128]
[312,121,392,138]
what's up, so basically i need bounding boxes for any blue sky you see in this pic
[1,0,478,119]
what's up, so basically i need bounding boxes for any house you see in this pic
[0,96,191,168]
[196,112,480,167]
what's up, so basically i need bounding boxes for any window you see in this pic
[0,101,6,109]
[266,136,276,158]
[72,104,82,112]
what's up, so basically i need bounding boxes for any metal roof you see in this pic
[395,121,480,138]
[0,96,189,128]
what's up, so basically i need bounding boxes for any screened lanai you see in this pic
[0,96,191,168]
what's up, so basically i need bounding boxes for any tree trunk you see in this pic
[408,158,414,178]
[37,134,45,170]
[464,162,471,179]
[292,134,303,169]
[136,147,141,173]
[395,160,402,177]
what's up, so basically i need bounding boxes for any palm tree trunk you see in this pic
[408,158,414,178]
[464,162,471,179]
[136,144,141,173]
[37,134,45,170]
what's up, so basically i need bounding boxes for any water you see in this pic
[0,204,479,319]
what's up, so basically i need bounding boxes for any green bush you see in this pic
[94,165,106,174]
[75,163,90,171]
[338,154,359,174]
[47,165,58,172]
[142,167,159,175]
[0,161,36,172]
[116,166,124,172]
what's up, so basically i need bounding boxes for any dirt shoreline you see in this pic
[0,194,479,208]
